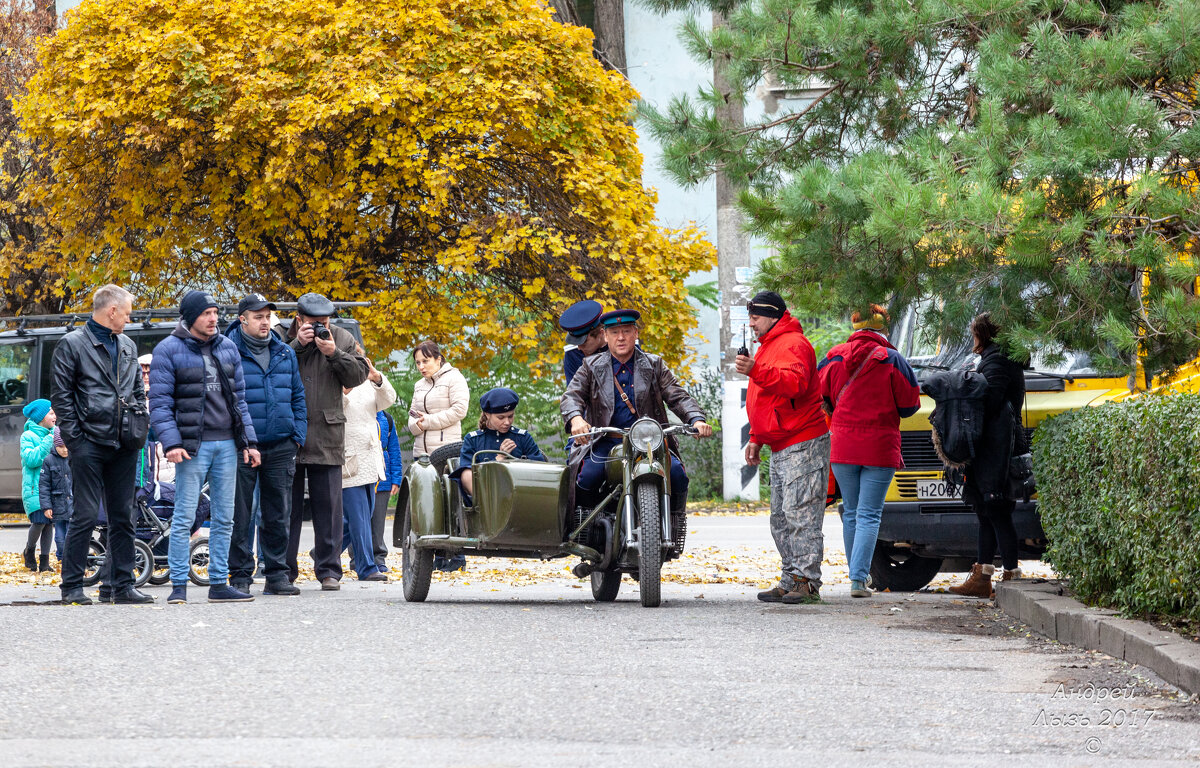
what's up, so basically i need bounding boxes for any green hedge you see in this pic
[1034,395,1200,620]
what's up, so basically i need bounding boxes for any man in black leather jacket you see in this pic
[49,284,154,605]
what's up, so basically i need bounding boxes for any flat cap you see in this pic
[296,292,335,317]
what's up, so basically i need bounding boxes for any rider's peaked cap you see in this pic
[296,292,336,317]
[238,293,276,314]
[746,291,786,319]
[559,299,604,345]
[598,309,641,327]
[480,387,520,414]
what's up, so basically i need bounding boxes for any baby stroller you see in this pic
[83,483,212,588]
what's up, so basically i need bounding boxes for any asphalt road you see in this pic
[0,515,1197,767]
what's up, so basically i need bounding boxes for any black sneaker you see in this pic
[230,580,253,593]
[208,583,254,603]
[97,588,114,604]
[264,581,300,596]
[113,587,156,605]
[168,584,187,604]
[61,589,93,605]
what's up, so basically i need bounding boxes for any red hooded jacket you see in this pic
[746,312,828,452]
[817,330,921,469]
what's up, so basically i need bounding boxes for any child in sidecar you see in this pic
[442,388,547,570]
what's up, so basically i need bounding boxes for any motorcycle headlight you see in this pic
[629,419,663,453]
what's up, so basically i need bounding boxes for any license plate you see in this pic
[917,479,961,500]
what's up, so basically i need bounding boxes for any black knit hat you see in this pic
[180,290,218,328]
[746,291,786,319]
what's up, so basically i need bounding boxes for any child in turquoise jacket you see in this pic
[20,399,57,572]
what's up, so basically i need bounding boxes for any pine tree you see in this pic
[642,0,1200,376]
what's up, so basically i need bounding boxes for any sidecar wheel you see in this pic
[635,481,663,607]
[590,568,621,602]
[401,501,434,602]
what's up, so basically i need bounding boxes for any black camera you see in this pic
[312,321,332,341]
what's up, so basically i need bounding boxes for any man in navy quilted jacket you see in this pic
[150,290,260,605]
[226,294,307,597]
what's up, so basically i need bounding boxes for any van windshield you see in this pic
[893,304,1112,379]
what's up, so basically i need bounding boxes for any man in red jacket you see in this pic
[736,291,831,604]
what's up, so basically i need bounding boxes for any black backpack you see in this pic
[922,369,989,470]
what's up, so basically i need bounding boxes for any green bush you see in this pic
[1034,395,1200,620]
[676,367,723,501]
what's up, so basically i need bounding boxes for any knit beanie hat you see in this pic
[22,398,51,424]
[746,291,786,319]
[851,304,890,331]
[53,426,65,449]
[180,290,219,328]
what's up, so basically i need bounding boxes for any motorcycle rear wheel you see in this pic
[635,481,663,607]
[590,568,621,602]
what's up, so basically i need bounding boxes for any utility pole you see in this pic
[713,13,757,501]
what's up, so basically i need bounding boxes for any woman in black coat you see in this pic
[950,313,1026,598]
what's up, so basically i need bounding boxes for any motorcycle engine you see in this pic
[668,509,687,559]
[570,507,607,551]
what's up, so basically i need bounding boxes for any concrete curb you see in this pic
[995,580,1200,696]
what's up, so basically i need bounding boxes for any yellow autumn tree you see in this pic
[18,0,713,370]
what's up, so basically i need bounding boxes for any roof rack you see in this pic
[0,302,370,335]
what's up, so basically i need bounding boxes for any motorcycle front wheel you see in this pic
[635,481,663,607]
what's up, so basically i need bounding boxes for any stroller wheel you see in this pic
[132,540,154,588]
[82,539,106,587]
[188,537,211,587]
[148,566,171,586]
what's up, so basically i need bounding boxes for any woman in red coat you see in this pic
[818,306,921,597]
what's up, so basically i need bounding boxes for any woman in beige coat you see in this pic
[407,341,470,458]
[342,350,397,581]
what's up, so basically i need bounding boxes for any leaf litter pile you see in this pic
[0,505,1055,592]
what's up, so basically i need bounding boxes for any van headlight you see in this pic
[629,419,663,453]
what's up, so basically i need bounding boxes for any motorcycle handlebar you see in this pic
[579,424,701,439]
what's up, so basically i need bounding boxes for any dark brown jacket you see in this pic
[561,348,705,457]
[288,323,369,465]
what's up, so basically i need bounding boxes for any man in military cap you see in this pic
[559,299,607,387]
[285,292,369,590]
[561,309,713,509]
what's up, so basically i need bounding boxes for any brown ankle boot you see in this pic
[949,563,994,598]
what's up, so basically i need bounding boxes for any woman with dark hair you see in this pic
[950,313,1027,598]
[406,341,470,457]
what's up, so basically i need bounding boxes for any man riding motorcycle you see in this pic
[561,309,714,511]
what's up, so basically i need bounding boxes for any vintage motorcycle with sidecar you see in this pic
[392,418,700,607]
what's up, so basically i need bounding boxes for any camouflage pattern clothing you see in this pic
[769,433,831,590]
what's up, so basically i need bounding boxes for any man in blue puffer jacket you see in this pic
[225,294,307,596]
[150,290,259,605]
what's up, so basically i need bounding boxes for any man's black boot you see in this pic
[61,589,93,605]
[113,587,156,604]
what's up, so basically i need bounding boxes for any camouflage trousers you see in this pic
[768,433,831,590]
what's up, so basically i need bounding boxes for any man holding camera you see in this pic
[286,292,369,590]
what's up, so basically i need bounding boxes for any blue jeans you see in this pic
[170,440,236,586]
[53,519,70,560]
[832,463,895,583]
[342,484,383,579]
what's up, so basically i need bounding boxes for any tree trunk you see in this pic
[593,0,626,75]
[713,12,756,501]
